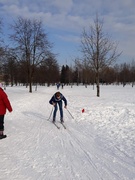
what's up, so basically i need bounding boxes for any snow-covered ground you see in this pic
[0,84,135,180]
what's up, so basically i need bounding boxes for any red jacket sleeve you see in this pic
[3,93,13,112]
[0,89,12,114]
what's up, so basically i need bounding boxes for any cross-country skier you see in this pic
[0,83,13,139]
[49,91,67,123]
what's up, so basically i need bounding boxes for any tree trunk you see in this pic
[28,71,32,93]
[96,72,100,97]
[29,80,32,93]
[97,83,100,97]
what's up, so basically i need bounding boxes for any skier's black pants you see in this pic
[0,115,4,131]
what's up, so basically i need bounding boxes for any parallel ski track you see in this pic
[45,119,135,179]
[2,117,134,180]
[65,127,106,180]
[64,124,135,180]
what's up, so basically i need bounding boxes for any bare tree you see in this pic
[81,14,121,96]
[0,18,3,45]
[0,18,4,75]
[10,17,53,92]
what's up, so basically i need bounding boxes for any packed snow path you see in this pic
[0,85,135,180]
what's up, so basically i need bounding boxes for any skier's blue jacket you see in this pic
[49,92,67,106]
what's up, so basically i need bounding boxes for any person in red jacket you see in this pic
[0,83,13,139]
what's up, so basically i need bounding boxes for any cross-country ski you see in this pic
[52,122,66,129]
[53,122,60,129]
[61,122,66,129]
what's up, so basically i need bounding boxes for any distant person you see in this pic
[56,83,60,90]
[49,91,67,123]
[61,84,64,89]
[0,83,13,139]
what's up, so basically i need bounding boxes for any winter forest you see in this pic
[0,16,135,96]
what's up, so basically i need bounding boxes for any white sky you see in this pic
[0,0,135,65]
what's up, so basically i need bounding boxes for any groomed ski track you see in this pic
[0,85,135,180]
[1,119,134,180]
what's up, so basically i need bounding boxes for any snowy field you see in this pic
[0,84,135,180]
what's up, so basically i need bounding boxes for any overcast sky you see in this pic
[0,0,135,65]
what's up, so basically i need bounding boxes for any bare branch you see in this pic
[80,14,122,96]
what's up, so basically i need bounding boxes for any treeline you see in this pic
[0,54,60,86]
[0,16,135,95]
[1,60,135,87]
[60,62,135,87]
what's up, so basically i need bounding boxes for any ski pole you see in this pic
[48,107,53,120]
[66,108,74,119]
